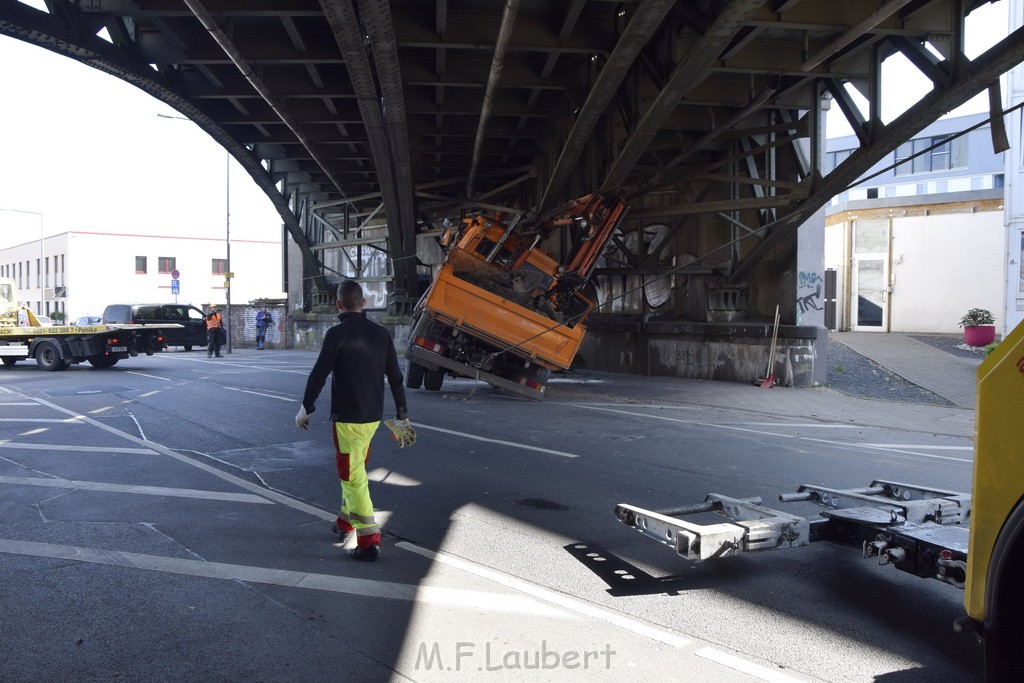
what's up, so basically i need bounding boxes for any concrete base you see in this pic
[575,315,827,388]
[290,311,826,388]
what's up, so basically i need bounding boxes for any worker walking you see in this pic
[295,280,415,561]
[205,304,223,358]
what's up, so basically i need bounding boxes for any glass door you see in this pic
[851,220,889,330]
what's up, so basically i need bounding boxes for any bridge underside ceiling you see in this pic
[2,0,1021,317]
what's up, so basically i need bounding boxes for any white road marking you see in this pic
[413,423,580,458]
[695,648,804,682]
[224,386,297,402]
[397,542,690,648]
[126,371,172,381]
[743,423,862,428]
[799,437,973,463]
[0,475,273,503]
[0,418,87,424]
[18,393,336,521]
[858,443,973,450]
[572,404,795,438]
[367,467,421,486]
[162,355,308,375]
[0,442,156,454]
[0,538,573,618]
[0,402,38,406]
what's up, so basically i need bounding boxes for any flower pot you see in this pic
[963,325,995,347]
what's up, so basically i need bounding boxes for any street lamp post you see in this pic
[157,113,231,353]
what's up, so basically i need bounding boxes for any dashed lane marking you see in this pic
[0,475,273,503]
[126,371,172,381]
[799,437,973,464]
[0,538,574,618]
[0,442,156,454]
[570,404,795,438]
[413,423,580,458]
[224,386,297,402]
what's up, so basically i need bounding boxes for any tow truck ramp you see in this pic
[615,480,969,587]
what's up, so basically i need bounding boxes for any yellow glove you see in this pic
[384,418,416,448]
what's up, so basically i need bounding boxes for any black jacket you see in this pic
[301,312,407,423]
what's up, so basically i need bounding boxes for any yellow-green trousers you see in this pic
[332,421,381,548]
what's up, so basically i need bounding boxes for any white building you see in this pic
[825,113,1006,333]
[0,230,285,322]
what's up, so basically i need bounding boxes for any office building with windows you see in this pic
[824,112,1006,333]
[0,230,285,323]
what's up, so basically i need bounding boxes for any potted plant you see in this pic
[958,308,996,346]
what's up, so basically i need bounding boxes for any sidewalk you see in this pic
[831,332,981,410]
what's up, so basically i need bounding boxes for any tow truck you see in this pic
[405,193,627,399]
[614,319,1024,680]
[0,277,174,370]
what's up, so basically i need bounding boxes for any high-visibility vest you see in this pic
[206,312,222,329]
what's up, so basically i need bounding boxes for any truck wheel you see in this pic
[424,368,445,391]
[184,345,193,352]
[88,355,119,369]
[35,341,68,371]
[406,362,425,389]
[1,357,16,367]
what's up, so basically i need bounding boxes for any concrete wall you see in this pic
[576,317,826,388]
[225,304,288,349]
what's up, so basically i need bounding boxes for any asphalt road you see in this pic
[0,350,980,682]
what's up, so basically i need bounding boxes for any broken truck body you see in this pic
[405,193,628,399]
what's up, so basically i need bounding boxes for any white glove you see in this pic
[384,418,416,448]
[295,405,311,431]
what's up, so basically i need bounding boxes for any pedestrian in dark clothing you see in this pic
[255,306,273,350]
[205,304,223,358]
[296,281,416,561]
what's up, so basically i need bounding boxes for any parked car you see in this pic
[74,315,103,326]
[102,303,208,351]
[34,315,53,326]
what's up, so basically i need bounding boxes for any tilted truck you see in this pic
[0,277,174,370]
[614,318,1024,680]
[405,193,628,399]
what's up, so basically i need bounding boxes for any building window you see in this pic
[158,257,175,274]
[994,174,1005,188]
[212,258,227,275]
[826,149,853,173]
[894,135,967,175]
[136,256,148,274]
[866,188,879,199]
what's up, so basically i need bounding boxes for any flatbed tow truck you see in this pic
[0,277,175,370]
[615,319,1024,681]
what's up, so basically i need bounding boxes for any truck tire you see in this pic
[35,341,68,371]
[1,357,17,367]
[405,362,425,389]
[88,355,119,369]
[184,345,193,352]
[424,368,445,391]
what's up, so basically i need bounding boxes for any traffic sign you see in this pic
[171,269,180,279]
[171,279,180,295]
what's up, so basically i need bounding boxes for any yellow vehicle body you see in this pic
[421,260,588,371]
[966,319,1024,624]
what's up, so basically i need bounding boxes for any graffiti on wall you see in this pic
[797,271,823,314]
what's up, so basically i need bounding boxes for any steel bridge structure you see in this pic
[2,0,1022,382]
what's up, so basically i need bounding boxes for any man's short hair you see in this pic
[337,280,364,309]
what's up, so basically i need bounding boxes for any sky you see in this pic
[0,1,1012,250]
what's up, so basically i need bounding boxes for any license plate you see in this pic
[109,346,127,352]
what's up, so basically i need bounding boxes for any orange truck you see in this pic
[405,193,627,399]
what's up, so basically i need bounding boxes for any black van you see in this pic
[102,304,209,351]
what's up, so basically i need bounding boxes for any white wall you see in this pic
[1005,0,1024,336]
[825,209,1004,333]
[889,212,1004,332]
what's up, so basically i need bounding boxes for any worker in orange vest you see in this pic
[205,304,223,358]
